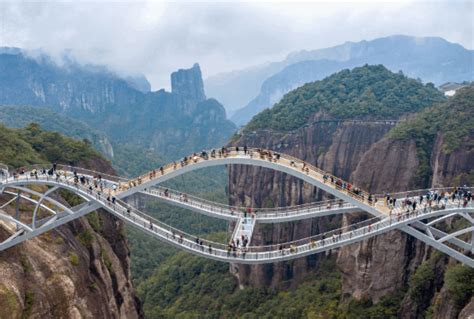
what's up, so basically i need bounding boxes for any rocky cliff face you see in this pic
[331,137,423,304]
[229,122,473,317]
[430,133,474,188]
[228,120,395,289]
[171,63,206,115]
[340,132,473,319]
[0,52,141,116]
[0,50,236,158]
[0,160,142,319]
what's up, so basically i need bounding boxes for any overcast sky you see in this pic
[1,0,472,89]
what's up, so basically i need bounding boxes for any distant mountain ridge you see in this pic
[0,49,236,158]
[205,35,473,125]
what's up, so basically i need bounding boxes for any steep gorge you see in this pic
[229,120,396,288]
[228,68,473,317]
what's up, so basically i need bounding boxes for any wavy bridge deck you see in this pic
[0,147,472,266]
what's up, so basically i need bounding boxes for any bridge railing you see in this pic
[147,186,239,215]
[0,163,9,179]
[126,147,375,207]
[0,163,50,183]
[273,150,374,203]
[78,195,474,261]
[56,164,128,184]
[372,187,474,216]
[243,197,474,254]
[1,172,232,252]
[232,147,374,205]
[112,198,230,251]
[2,160,359,222]
[119,147,474,221]
[148,186,352,218]
[374,187,474,200]
[0,173,383,255]
[0,163,128,185]
[119,186,473,255]
[2,173,473,261]
[256,201,355,219]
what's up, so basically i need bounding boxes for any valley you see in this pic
[0,8,473,317]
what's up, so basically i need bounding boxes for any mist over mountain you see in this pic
[1,1,473,318]
[205,35,474,125]
[0,49,236,158]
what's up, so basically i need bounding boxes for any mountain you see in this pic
[225,67,473,317]
[205,62,286,116]
[0,49,236,158]
[204,35,473,125]
[243,65,445,132]
[134,68,473,318]
[124,75,152,93]
[230,59,345,124]
[0,124,142,317]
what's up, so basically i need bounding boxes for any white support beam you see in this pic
[402,226,474,267]
[1,229,25,244]
[32,186,59,229]
[0,196,17,209]
[438,226,474,244]
[409,221,472,251]
[7,186,76,216]
[3,191,58,217]
[0,201,100,251]
[0,212,33,232]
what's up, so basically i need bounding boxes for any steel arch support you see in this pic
[460,212,474,224]
[409,221,472,252]
[0,211,33,232]
[402,226,474,267]
[32,186,59,229]
[438,226,474,244]
[117,157,385,217]
[0,190,57,225]
[3,191,58,217]
[15,190,20,230]
[7,186,75,216]
[2,229,26,245]
[428,211,474,226]
[0,201,101,251]
[0,196,17,210]
[139,189,360,223]
[3,180,91,202]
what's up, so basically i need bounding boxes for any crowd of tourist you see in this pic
[3,148,473,260]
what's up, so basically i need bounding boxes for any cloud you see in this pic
[0,0,472,89]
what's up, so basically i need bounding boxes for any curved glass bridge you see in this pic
[0,148,472,266]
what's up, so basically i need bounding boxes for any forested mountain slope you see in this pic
[226,68,473,318]
[131,67,473,318]
[0,124,142,318]
[0,105,114,158]
[243,64,445,132]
